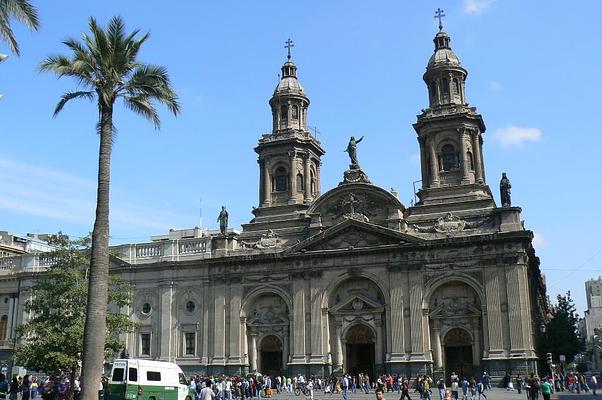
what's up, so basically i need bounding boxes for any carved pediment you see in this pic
[330,293,384,315]
[289,219,423,253]
[308,183,405,229]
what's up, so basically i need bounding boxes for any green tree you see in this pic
[542,291,584,363]
[13,234,134,400]
[0,0,40,55]
[39,16,179,400]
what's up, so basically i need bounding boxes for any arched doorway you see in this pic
[444,328,473,381]
[345,324,375,378]
[259,335,283,376]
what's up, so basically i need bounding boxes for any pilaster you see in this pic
[159,282,175,361]
[212,283,226,364]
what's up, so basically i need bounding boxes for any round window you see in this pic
[186,301,195,313]
[141,302,152,315]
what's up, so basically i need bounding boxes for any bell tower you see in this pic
[255,39,325,211]
[408,13,495,219]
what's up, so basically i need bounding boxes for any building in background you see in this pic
[582,277,602,371]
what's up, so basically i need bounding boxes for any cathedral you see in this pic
[0,23,547,381]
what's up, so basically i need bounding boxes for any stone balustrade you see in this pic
[0,236,213,273]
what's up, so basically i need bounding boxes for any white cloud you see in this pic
[463,0,497,15]
[492,124,543,148]
[489,80,503,91]
[0,156,186,234]
[532,232,546,248]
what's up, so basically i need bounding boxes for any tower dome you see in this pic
[273,59,307,97]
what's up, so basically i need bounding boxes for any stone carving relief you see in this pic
[325,193,375,223]
[408,213,496,235]
[345,324,375,344]
[247,293,289,327]
[430,282,481,320]
[241,229,283,249]
[310,228,394,251]
[434,213,466,233]
[341,168,371,185]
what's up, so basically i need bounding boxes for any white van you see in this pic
[108,359,193,400]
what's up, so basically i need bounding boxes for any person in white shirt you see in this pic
[307,379,314,400]
[225,378,232,400]
[200,380,215,400]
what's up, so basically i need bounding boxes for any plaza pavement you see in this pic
[267,388,599,400]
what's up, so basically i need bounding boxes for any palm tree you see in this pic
[40,16,180,399]
[0,0,40,55]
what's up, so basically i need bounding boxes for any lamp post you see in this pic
[0,53,7,99]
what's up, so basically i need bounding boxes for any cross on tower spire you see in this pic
[434,8,446,31]
[284,38,294,60]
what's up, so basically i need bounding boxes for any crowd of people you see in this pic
[0,373,80,400]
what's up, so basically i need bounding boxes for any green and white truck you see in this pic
[108,359,194,400]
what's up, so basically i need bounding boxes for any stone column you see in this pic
[485,271,504,355]
[6,296,14,339]
[159,283,174,361]
[288,152,297,204]
[471,131,484,184]
[229,284,243,364]
[310,275,324,363]
[283,328,290,370]
[390,279,405,359]
[303,153,311,203]
[409,273,425,355]
[291,279,306,363]
[419,137,428,189]
[429,140,440,187]
[433,322,443,368]
[213,283,226,364]
[481,309,490,358]
[335,322,343,369]
[316,161,321,197]
[472,319,481,366]
[460,128,471,184]
[249,332,258,373]
[375,319,384,367]
[262,158,271,207]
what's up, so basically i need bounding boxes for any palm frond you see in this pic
[0,13,18,55]
[123,64,181,116]
[1,0,39,30]
[123,95,160,128]
[0,0,39,55]
[53,90,95,116]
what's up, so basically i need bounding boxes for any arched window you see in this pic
[292,105,299,119]
[442,78,450,96]
[273,166,288,192]
[441,144,458,171]
[467,151,474,170]
[280,105,287,121]
[0,315,8,340]
[296,173,304,192]
[453,78,461,95]
[310,171,316,195]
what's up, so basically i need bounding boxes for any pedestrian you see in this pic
[342,375,350,400]
[516,375,523,395]
[591,374,598,396]
[307,379,314,400]
[437,380,446,400]
[201,379,216,400]
[400,379,412,400]
[376,387,386,400]
[540,378,552,400]
[461,378,468,400]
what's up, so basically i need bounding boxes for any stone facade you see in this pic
[0,27,547,381]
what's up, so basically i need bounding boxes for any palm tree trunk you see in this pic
[80,102,113,400]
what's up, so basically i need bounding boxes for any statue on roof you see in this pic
[345,135,364,169]
[217,206,229,235]
[500,173,512,207]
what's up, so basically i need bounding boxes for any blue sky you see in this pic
[1,0,601,314]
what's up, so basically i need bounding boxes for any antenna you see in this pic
[199,197,203,230]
